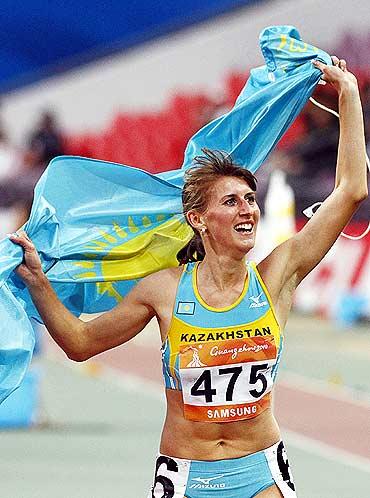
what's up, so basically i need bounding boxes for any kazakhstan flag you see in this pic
[0,26,331,402]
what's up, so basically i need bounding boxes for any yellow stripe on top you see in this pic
[192,262,250,312]
[167,308,281,357]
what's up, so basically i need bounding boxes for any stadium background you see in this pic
[0,0,369,497]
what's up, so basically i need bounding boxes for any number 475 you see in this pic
[190,364,269,403]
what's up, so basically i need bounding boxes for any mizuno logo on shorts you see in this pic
[190,474,226,489]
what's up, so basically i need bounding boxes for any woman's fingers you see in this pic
[312,59,330,81]
[331,55,347,71]
[312,59,326,71]
[339,58,347,71]
[331,55,340,66]
[21,230,33,243]
[313,57,347,73]
[9,231,35,252]
[312,56,352,89]
[8,231,44,282]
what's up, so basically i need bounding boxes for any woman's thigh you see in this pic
[254,484,284,497]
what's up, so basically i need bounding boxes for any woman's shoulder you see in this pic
[135,266,184,310]
[139,265,184,290]
[153,265,184,279]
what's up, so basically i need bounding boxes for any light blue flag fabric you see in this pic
[0,25,331,403]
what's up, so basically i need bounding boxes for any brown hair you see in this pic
[177,148,257,264]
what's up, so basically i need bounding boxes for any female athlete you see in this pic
[10,58,368,497]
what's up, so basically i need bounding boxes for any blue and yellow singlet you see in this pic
[161,261,283,423]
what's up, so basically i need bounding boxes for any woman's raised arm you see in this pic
[259,57,368,303]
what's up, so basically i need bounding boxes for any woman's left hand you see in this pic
[312,56,358,95]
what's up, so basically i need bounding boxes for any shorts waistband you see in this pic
[159,440,281,473]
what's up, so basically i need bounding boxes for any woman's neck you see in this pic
[197,254,248,292]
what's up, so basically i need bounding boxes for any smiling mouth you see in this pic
[234,222,253,234]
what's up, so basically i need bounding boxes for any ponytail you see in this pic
[177,232,205,265]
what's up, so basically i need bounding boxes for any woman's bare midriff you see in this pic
[160,389,281,461]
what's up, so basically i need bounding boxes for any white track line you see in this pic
[279,370,370,408]
[96,364,165,401]
[283,429,370,474]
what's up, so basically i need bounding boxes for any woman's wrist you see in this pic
[338,80,359,98]
[27,271,49,293]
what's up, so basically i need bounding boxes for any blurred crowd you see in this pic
[275,76,370,221]
[0,111,64,230]
[0,67,369,235]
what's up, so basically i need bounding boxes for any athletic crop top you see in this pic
[161,261,283,423]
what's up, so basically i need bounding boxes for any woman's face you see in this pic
[191,176,260,258]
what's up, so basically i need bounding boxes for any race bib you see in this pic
[179,336,276,422]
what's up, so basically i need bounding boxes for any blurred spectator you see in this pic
[11,145,50,227]
[28,111,64,169]
[0,125,22,209]
[282,87,338,217]
[292,86,339,172]
[0,126,23,234]
[0,115,60,230]
[0,126,20,184]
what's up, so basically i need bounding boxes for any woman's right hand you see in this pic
[8,231,46,288]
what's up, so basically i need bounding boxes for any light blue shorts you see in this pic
[149,441,296,498]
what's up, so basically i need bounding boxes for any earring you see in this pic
[200,226,207,234]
